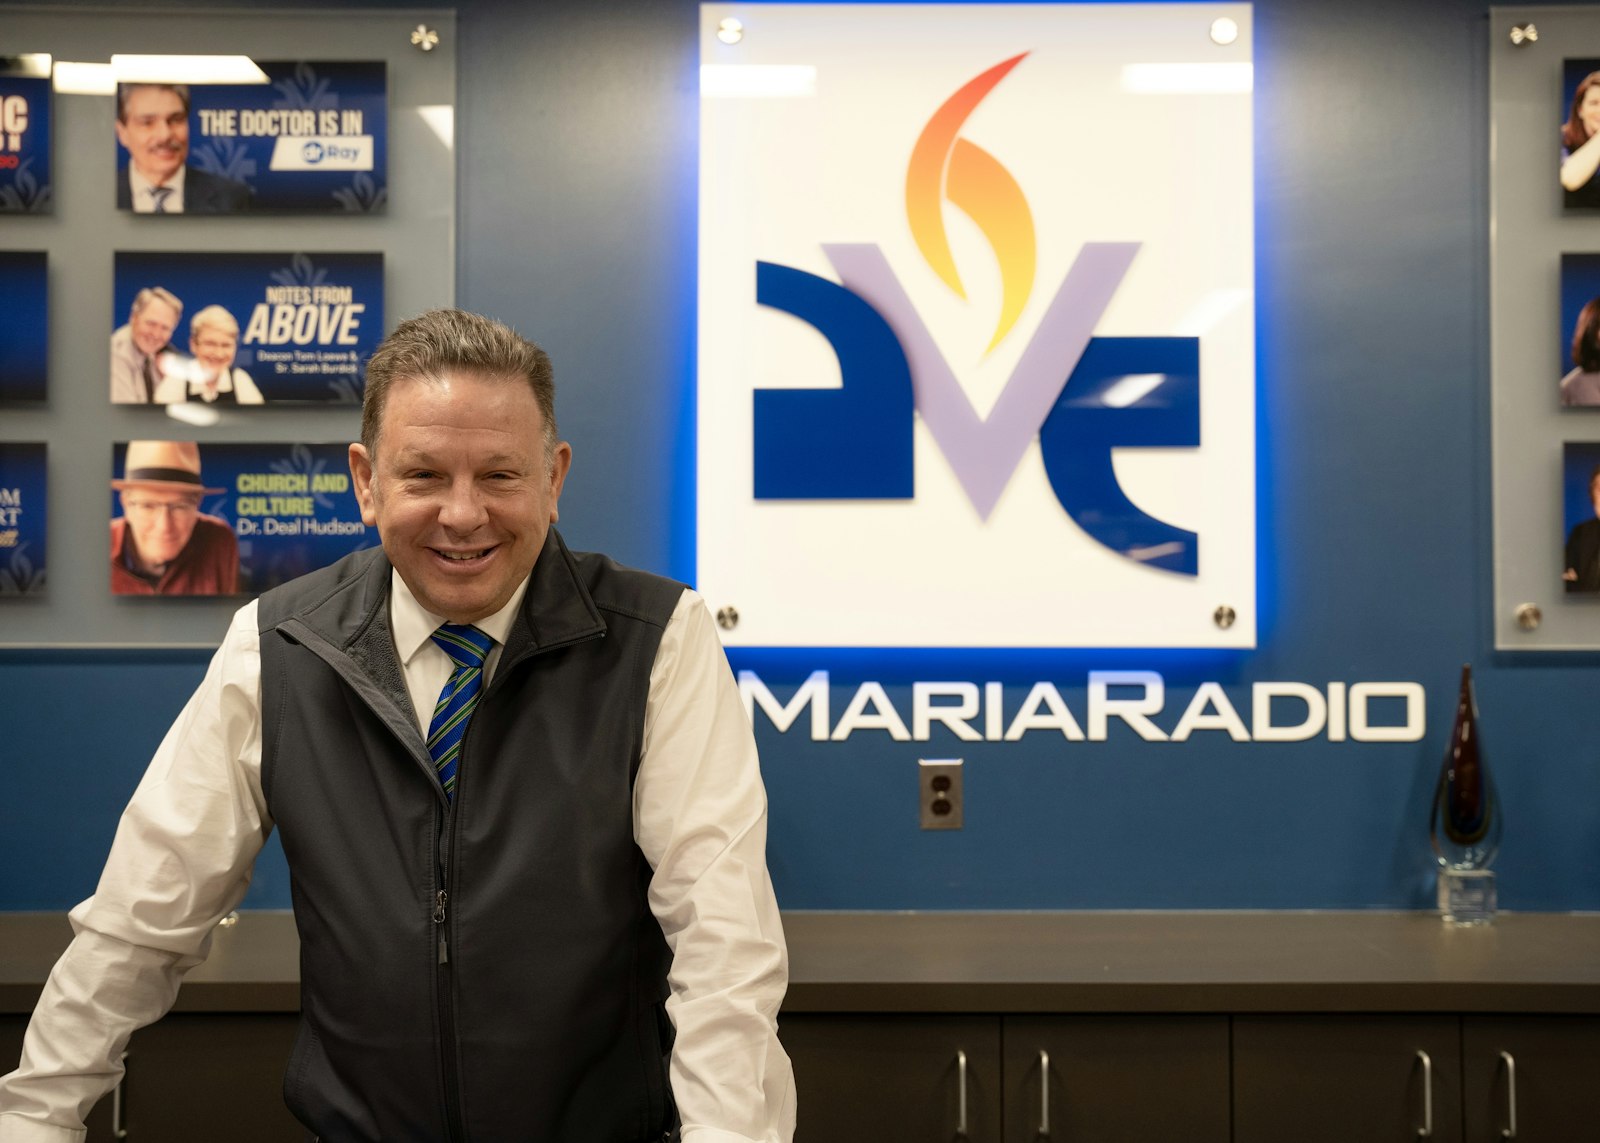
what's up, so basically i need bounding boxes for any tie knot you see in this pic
[149,186,172,212]
[431,623,492,668]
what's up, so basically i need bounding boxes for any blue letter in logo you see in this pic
[752,262,914,499]
[1038,337,1201,575]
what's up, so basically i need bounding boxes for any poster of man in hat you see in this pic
[110,441,239,596]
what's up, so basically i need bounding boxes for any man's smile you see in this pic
[432,545,498,566]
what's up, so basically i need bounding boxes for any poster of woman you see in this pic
[1561,59,1600,209]
[1560,254,1600,406]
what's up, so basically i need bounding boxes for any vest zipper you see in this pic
[435,694,485,1143]
[437,800,464,1143]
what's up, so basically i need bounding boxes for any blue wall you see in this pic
[5,0,1599,913]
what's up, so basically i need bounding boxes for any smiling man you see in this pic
[114,83,250,214]
[1,310,794,1143]
[109,287,182,404]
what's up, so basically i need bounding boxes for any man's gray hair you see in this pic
[130,287,183,324]
[116,83,191,122]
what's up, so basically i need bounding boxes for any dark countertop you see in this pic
[4,911,1599,1016]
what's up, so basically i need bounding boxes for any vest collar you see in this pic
[502,528,607,661]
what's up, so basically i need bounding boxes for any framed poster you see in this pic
[0,54,51,213]
[0,442,46,596]
[111,251,382,405]
[110,440,374,597]
[114,61,387,214]
[0,251,47,401]
[1560,442,1600,593]
[1561,58,1600,209]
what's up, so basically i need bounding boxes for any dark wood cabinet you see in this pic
[1002,1015,1230,1143]
[783,1014,1001,1143]
[5,912,1600,1141]
[4,1012,299,1142]
[112,1013,302,1142]
[1233,1014,1463,1143]
[782,1013,1232,1143]
[1461,1015,1600,1143]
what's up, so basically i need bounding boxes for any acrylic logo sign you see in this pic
[697,4,1254,648]
[752,53,1200,574]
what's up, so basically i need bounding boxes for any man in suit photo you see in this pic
[115,83,251,214]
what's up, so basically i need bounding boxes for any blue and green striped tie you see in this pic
[427,624,493,799]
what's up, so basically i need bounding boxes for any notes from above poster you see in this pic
[111,250,383,405]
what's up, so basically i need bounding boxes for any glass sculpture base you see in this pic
[1437,868,1496,925]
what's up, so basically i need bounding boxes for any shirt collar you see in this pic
[128,163,185,208]
[390,569,531,667]
[189,368,235,399]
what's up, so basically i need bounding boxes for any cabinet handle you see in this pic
[1037,1049,1050,1137]
[1415,1049,1433,1139]
[1499,1050,1517,1140]
[955,1049,969,1137]
[111,1050,129,1139]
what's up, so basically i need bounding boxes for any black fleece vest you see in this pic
[256,532,684,1142]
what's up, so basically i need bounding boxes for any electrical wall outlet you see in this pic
[919,758,963,830]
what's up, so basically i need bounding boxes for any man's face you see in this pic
[349,372,571,624]
[191,326,238,376]
[116,87,189,186]
[131,299,180,358]
[121,489,201,571]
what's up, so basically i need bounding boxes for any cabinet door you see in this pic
[1233,1014,1462,1143]
[1462,1015,1600,1142]
[115,1013,303,1142]
[781,1014,1002,1143]
[1002,1014,1230,1143]
[0,1015,23,1081]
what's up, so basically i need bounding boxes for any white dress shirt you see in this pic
[107,326,155,405]
[0,571,795,1143]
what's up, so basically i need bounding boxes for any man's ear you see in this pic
[547,441,572,523]
[349,443,378,527]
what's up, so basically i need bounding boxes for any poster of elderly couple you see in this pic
[110,250,382,406]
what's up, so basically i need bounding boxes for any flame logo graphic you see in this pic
[905,53,1036,355]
